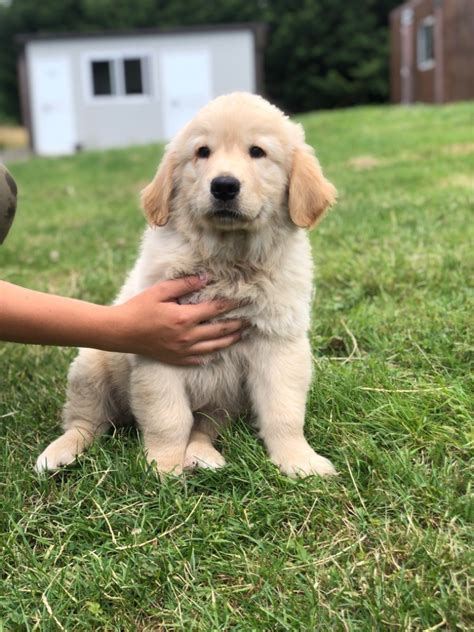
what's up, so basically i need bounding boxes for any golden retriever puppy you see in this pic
[36,92,337,477]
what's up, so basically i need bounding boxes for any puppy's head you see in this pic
[142,93,336,233]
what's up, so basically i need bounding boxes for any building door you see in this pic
[161,50,212,139]
[30,56,76,155]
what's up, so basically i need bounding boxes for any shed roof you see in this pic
[16,22,268,47]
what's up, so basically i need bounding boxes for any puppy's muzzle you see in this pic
[210,176,240,201]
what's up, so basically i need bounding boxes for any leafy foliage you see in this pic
[0,0,401,120]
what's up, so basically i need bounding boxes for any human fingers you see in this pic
[155,274,208,301]
[180,299,241,325]
[164,327,243,365]
[183,319,246,345]
[184,331,242,356]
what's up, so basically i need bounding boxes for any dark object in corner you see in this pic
[0,164,17,245]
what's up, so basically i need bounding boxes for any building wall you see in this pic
[390,0,474,104]
[412,0,436,103]
[443,0,474,102]
[390,0,437,104]
[25,29,256,153]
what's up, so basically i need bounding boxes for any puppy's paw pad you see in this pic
[184,443,226,470]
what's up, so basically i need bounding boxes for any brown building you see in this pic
[390,0,474,103]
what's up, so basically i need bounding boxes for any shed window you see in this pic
[89,56,150,98]
[92,61,113,96]
[124,58,143,94]
[417,17,435,70]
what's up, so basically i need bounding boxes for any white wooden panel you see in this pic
[31,56,76,155]
[161,50,212,139]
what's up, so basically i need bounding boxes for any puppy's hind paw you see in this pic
[35,429,90,472]
[36,442,77,472]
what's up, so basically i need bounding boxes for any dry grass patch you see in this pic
[442,142,474,157]
[347,155,384,170]
[438,173,474,190]
[0,125,29,149]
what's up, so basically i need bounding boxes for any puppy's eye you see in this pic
[196,146,211,159]
[249,146,266,158]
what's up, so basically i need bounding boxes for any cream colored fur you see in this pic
[36,92,337,477]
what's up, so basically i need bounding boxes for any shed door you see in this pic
[30,56,76,155]
[161,50,212,139]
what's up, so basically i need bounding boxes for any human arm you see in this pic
[0,276,244,365]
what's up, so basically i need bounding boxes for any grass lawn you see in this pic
[1,102,473,630]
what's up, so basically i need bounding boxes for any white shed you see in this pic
[17,23,266,156]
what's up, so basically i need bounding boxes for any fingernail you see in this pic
[198,271,209,284]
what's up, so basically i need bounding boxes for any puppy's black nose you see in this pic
[210,176,241,201]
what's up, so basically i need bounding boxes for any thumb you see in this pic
[156,274,209,301]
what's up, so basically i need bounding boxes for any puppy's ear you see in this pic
[288,145,337,229]
[141,150,175,226]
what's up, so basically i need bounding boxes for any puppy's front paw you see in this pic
[184,441,226,470]
[146,449,184,475]
[271,444,337,478]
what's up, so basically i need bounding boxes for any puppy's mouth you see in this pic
[206,204,250,226]
[213,208,243,221]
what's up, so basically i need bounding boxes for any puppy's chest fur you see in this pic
[134,226,313,340]
[174,263,272,312]
[171,263,307,343]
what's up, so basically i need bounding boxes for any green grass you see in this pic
[1,102,473,630]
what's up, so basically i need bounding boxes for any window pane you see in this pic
[124,58,143,95]
[92,61,113,96]
[418,21,435,65]
[425,24,434,61]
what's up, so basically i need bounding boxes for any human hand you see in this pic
[111,275,246,365]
